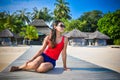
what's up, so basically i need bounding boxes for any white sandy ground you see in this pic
[67,46,120,73]
[0,46,29,72]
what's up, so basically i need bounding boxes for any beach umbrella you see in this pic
[89,31,110,39]
[65,29,87,38]
[0,29,14,38]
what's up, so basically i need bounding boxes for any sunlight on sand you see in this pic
[0,46,29,72]
[67,46,120,73]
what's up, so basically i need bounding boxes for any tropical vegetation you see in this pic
[97,10,120,45]
[0,0,120,45]
[54,0,71,20]
[20,25,38,44]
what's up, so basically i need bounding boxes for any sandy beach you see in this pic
[67,46,120,73]
[0,46,29,72]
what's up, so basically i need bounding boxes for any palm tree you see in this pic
[32,7,41,19]
[32,7,53,22]
[41,7,53,22]
[2,12,23,34]
[54,0,71,20]
[3,12,17,33]
[16,9,30,25]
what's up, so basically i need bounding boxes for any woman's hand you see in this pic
[64,67,71,71]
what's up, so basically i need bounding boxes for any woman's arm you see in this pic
[28,36,49,62]
[61,37,70,71]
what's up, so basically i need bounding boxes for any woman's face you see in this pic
[55,22,65,33]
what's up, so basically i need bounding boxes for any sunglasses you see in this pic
[58,24,65,28]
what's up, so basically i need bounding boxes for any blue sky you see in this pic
[0,0,120,19]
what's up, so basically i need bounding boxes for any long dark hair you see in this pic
[49,20,62,48]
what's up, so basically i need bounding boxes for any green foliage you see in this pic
[32,7,53,22]
[0,11,9,31]
[1,0,119,45]
[78,10,103,32]
[97,10,120,45]
[0,12,24,33]
[20,25,38,40]
[114,39,120,45]
[54,0,71,20]
[60,18,87,32]
[16,9,30,24]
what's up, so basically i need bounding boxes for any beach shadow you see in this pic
[18,67,64,74]
[70,67,113,72]
[46,67,64,74]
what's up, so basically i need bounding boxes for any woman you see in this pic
[10,20,70,73]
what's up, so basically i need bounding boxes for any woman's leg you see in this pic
[36,62,53,73]
[10,56,44,72]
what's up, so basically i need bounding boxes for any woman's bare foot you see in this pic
[9,66,22,72]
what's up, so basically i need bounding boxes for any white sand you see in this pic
[0,46,29,72]
[67,46,120,73]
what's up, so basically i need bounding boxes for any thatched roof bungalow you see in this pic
[0,29,13,38]
[64,29,87,46]
[0,29,13,45]
[30,19,51,35]
[29,19,51,45]
[89,31,110,39]
[87,31,110,46]
[65,29,87,38]
[64,29,110,46]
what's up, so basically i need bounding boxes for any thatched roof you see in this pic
[30,19,49,27]
[83,32,93,39]
[0,29,13,38]
[30,19,51,35]
[64,29,87,38]
[89,31,110,39]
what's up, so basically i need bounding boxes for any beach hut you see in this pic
[12,33,24,45]
[65,29,87,46]
[84,32,94,46]
[0,29,13,45]
[0,29,13,38]
[29,19,51,45]
[89,31,110,46]
[89,31,110,39]
[30,19,51,35]
[65,29,87,38]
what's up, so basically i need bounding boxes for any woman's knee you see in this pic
[26,62,37,69]
[28,56,44,69]
[36,64,46,73]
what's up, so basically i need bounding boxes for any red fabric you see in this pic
[44,36,64,60]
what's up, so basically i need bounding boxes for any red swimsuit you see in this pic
[44,36,64,60]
